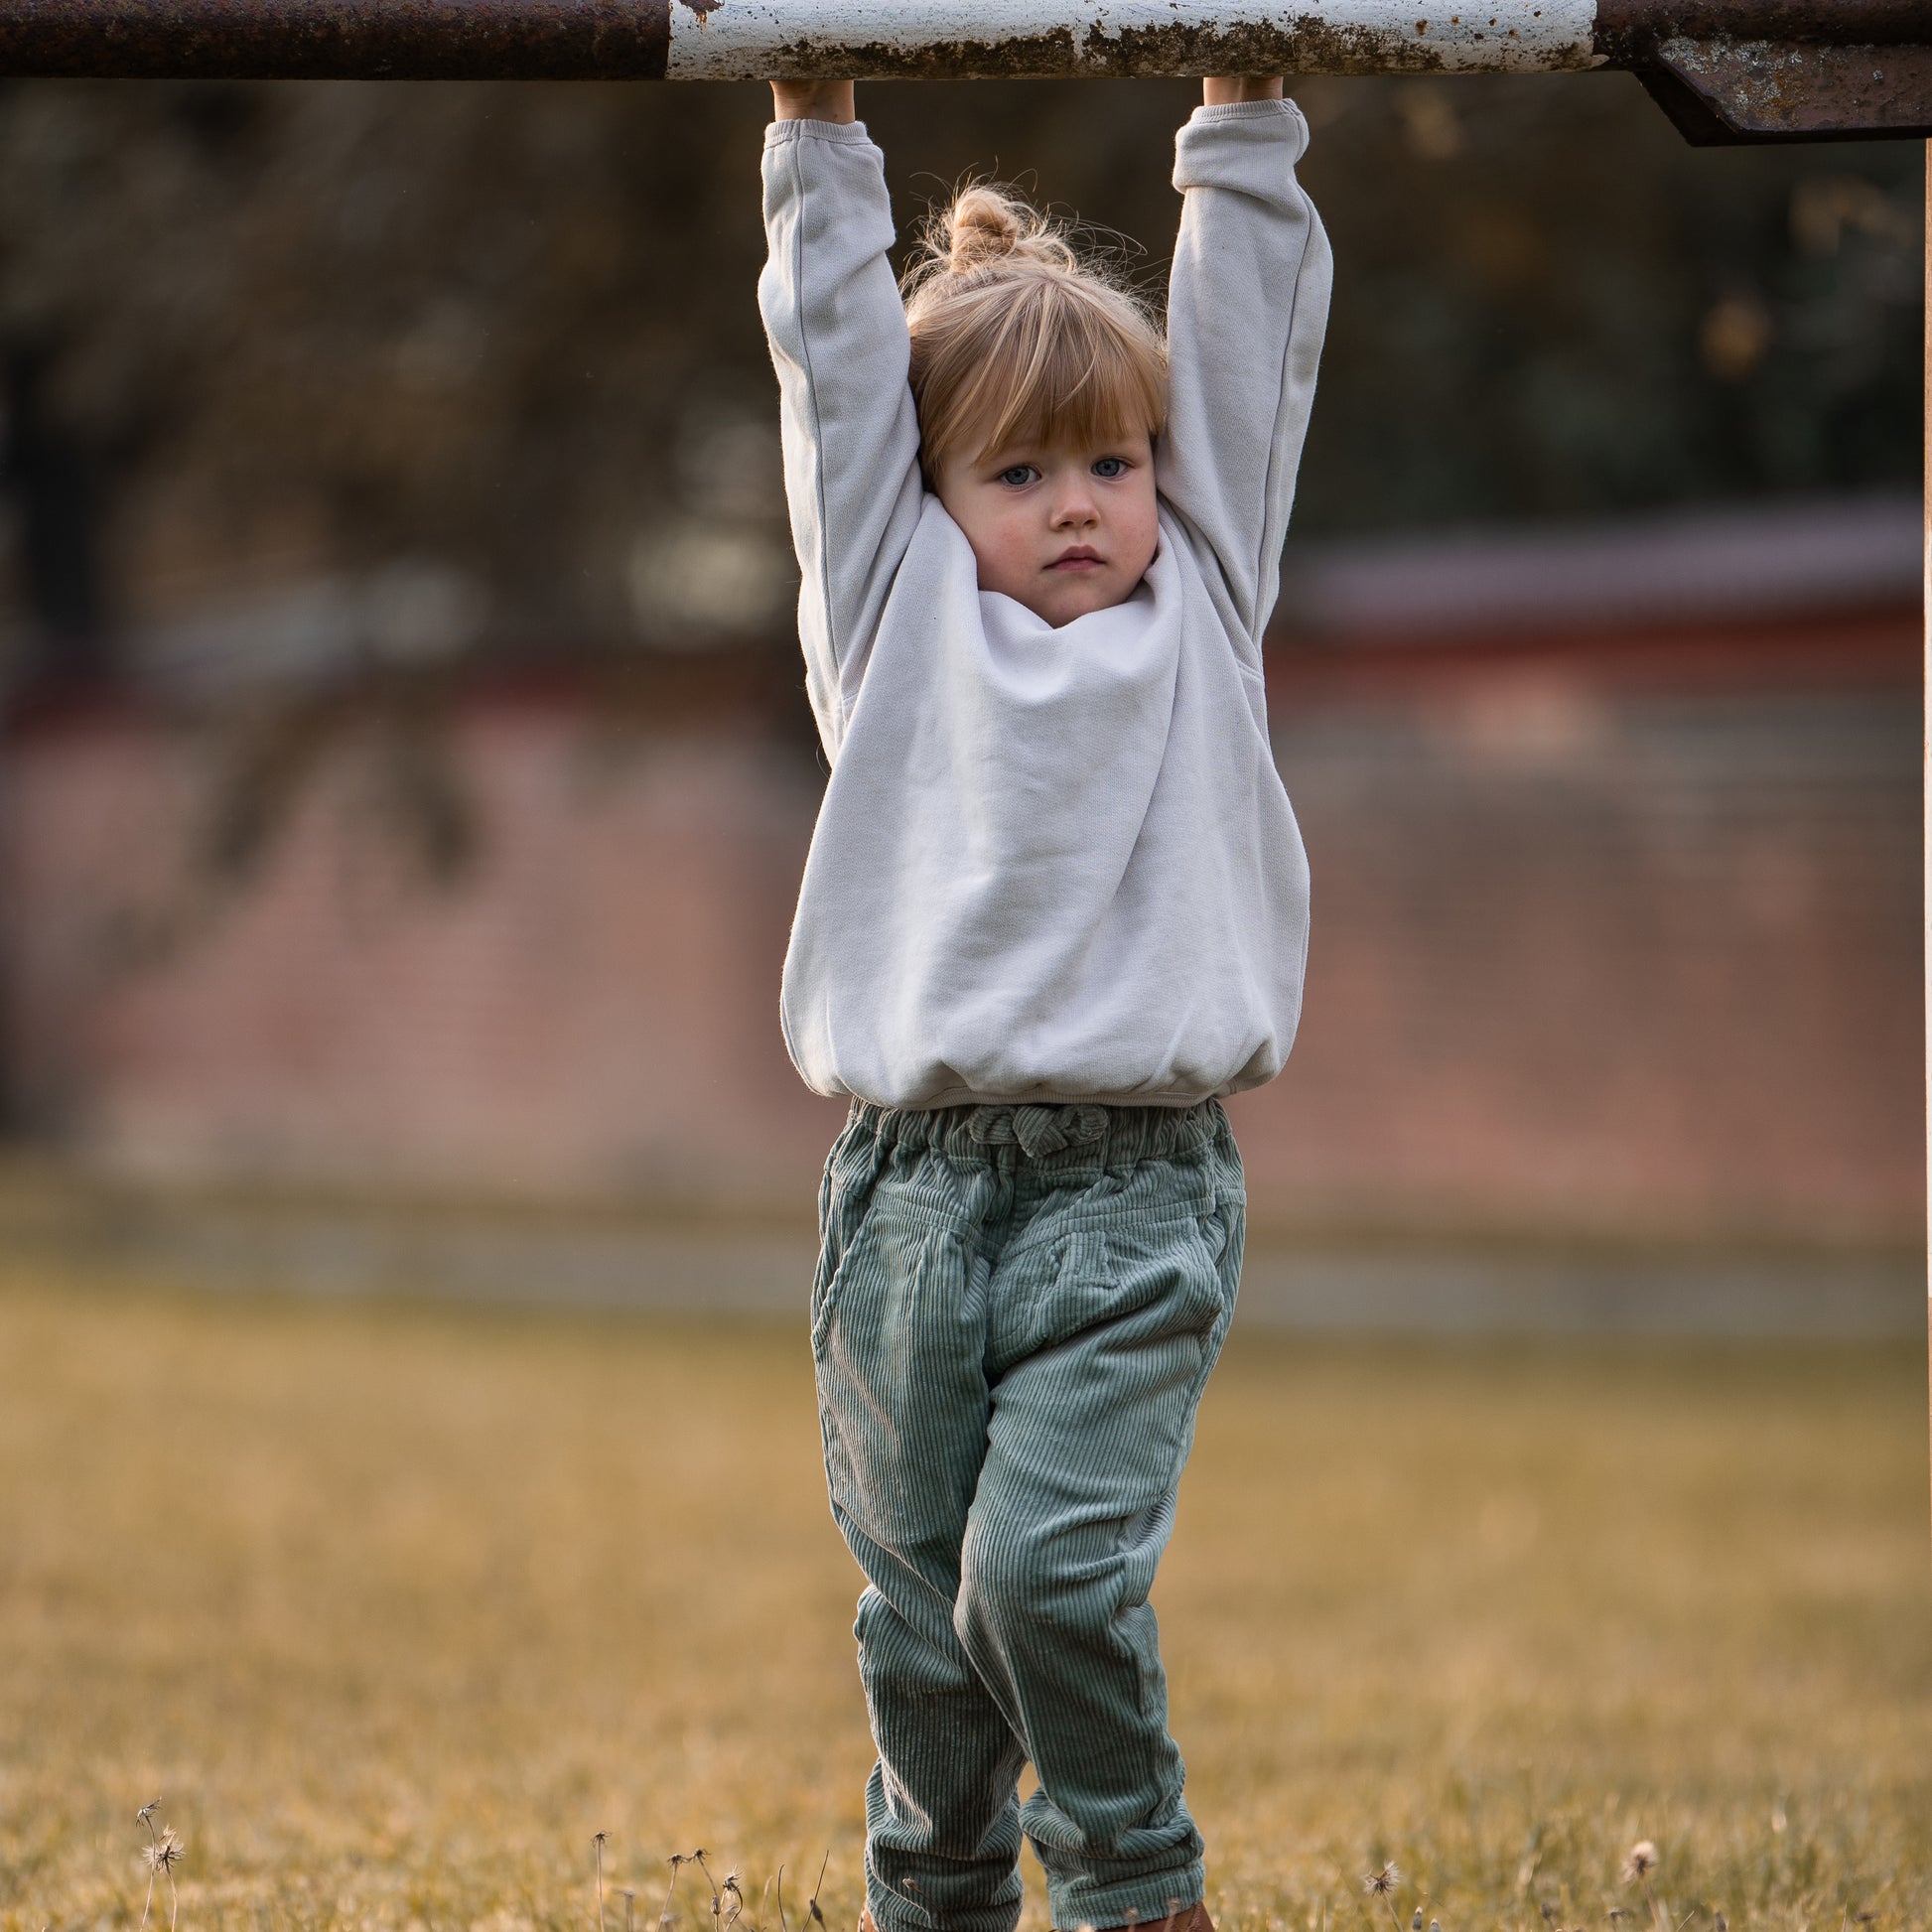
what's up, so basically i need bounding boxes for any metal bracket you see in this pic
[1635,38,1932,143]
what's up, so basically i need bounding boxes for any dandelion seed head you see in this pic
[1620,1842,1658,1884]
[1363,1864,1400,1898]
[143,1831,184,1872]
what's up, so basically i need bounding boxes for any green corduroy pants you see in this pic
[811,1098,1246,1932]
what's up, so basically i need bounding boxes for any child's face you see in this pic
[934,428,1159,629]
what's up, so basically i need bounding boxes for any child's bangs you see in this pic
[939,279,1167,471]
[976,339,1160,464]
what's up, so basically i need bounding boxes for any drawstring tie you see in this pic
[967,1103,1109,1158]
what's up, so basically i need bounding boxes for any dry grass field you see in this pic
[2,1263,1928,1932]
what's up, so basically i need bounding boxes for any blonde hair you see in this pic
[901,182,1168,482]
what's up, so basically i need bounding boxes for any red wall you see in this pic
[2,611,1920,1242]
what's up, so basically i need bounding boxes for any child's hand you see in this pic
[770,80,856,123]
[1202,76,1284,105]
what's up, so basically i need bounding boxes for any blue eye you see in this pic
[999,465,1035,487]
[1092,456,1128,479]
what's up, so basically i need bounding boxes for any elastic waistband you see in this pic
[848,1097,1226,1166]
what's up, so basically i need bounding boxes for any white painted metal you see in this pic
[664,0,1603,78]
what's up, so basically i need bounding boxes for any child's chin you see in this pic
[1037,581,1123,627]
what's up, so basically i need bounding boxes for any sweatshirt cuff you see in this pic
[1184,98,1307,128]
[763,117,878,149]
[1173,97,1310,189]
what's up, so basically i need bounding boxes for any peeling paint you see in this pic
[661,0,1600,77]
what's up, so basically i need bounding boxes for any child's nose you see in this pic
[1051,483,1098,525]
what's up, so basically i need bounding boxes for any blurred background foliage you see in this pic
[0,72,1920,681]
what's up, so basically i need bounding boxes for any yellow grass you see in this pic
[1,1265,1927,1932]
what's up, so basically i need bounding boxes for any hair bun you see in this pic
[937,182,1077,276]
[944,185,1026,270]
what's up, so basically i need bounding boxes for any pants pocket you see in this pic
[814,1204,987,1562]
[1055,1211,1230,1347]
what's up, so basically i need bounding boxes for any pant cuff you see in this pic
[1044,1863,1204,1932]
[866,1869,1023,1932]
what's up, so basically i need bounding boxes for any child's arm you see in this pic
[1157,76,1333,669]
[759,80,925,756]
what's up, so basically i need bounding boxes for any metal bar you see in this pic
[0,0,1926,141]
[0,0,1923,82]
[0,0,676,79]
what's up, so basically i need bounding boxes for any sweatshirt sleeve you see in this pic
[758,118,926,758]
[1158,99,1332,670]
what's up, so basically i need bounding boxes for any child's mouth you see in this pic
[1049,549,1103,572]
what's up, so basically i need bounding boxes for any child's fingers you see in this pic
[769,78,858,123]
[1201,75,1285,106]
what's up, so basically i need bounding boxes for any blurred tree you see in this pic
[0,72,1919,684]
[1,341,111,680]
[1274,74,1924,532]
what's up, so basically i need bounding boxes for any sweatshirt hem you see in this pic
[825,1086,1226,1112]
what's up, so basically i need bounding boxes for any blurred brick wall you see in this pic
[1238,613,1922,1241]
[0,685,849,1211]
[1,612,1920,1242]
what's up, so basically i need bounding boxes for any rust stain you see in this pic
[650,4,1592,81]
[1594,0,1932,62]
[760,27,1083,81]
[1642,36,1932,138]
[0,0,673,78]
[1074,13,1592,78]
[1084,17,1457,80]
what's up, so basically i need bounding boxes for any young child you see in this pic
[758,71,1330,1932]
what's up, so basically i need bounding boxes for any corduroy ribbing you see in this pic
[810,1101,1246,1932]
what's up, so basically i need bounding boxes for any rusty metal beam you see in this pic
[1634,41,1932,142]
[0,0,1924,143]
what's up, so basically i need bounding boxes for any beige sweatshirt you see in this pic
[758,100,1331,1109]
